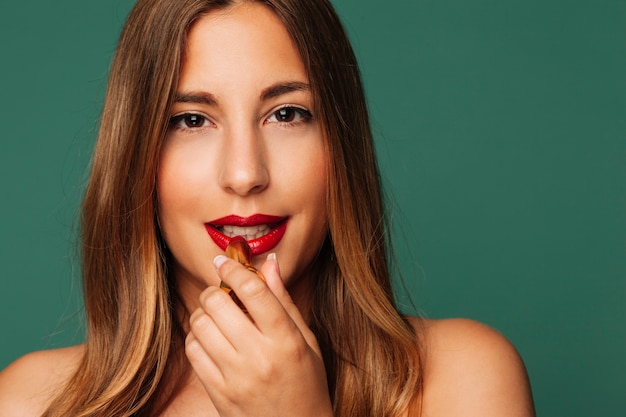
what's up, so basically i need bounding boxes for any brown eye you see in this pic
[183,114,206,127]
[276,107,296,122]
[169,113,211,130]
[266,106,312,124]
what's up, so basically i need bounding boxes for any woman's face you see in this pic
[157,3,328,305]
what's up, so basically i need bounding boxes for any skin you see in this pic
[158,2,328,317]
[161,6,332,415]
[0,3,535,417]
[0,319,535,416]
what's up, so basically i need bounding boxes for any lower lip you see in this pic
[204,219,288,256]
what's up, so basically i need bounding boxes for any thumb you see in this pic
[259,252,290,306]
[260,253,321,352]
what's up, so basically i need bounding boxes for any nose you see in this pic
[218,125,269,196]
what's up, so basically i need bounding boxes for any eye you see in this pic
[169,113,212,130]
[265,106,312,124]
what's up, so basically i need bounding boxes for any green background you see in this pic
[1,0,624,415]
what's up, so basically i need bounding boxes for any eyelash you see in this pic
[264,105,313,126]
[168,105,313,133]
[168,113,213,131]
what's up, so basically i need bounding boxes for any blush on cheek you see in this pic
[158,145,217,208]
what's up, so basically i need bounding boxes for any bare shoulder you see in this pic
[0,345,84,416]
[408,317,535,417]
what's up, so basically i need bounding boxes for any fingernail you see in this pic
[266,253,280,275]
[214,255,228,269]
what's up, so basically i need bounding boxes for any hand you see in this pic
[185,254,333,417]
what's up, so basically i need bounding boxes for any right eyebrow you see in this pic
[173,91,217,105]
[260,81,310,101]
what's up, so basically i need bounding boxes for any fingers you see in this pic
[216,253,322,356]
[215,255,280,325]
[187,254,329,416]
[193,280,257,350]
[185,327,222,375]
[260,254,321,351]
[186,285,262,389]
[259,253,285,299]
[218,255,291,332]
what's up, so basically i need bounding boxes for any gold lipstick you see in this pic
[219,236,265,312]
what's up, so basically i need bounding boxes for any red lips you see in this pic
[205,214,288,256]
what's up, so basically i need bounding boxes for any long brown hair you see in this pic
[43,0,422,416]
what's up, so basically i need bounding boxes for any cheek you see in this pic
[273,126,328,196]
[306,155,328,212]
[156,141,216,235]
[306,141,328,203]
[283,138,328,226]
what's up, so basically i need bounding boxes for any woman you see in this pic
[0,0,535,416]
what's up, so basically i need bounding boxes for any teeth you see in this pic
[221,224,271,240]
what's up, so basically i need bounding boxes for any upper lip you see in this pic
[208,214,285,227]
[205,214,288,255]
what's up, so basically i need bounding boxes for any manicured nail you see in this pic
[214,255,228,269]
[266,253,280,275]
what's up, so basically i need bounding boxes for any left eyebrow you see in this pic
[260,81,310,101]
[173,91,217,105]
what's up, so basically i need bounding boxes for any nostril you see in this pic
[219,164,270,196]
[218,130,270,196]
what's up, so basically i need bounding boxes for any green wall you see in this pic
[1,1,624,415]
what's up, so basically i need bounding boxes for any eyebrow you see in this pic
[173,91,217,105]
[260,81,310,101]
[173,81,310,106]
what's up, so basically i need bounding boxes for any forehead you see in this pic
[178,3,308,92]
